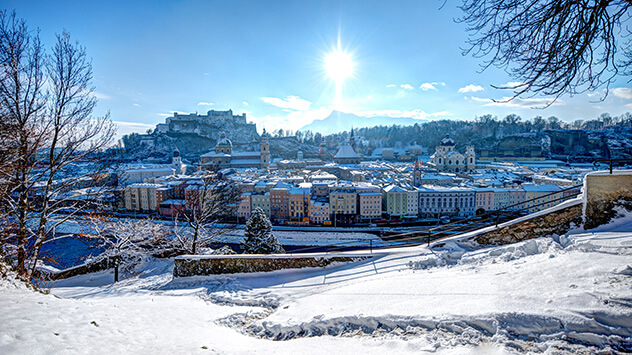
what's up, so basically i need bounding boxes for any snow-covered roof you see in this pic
[439,134,455,146]
[200,152,231,158]
[522,184,562,192]
[230,159,262,166]
[127,183,164,188]
[159,199,186,205]
[231,152,261,158]
[383,185,407,193]
[334,144,360,159]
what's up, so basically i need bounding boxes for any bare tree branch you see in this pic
[459,0,632,104]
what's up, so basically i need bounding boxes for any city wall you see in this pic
[173,253,373,276]
[473,203,582,245]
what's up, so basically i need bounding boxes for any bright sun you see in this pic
[325,50,353,82]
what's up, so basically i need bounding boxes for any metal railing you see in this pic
[593,158,632,174]
[287,184,583,255]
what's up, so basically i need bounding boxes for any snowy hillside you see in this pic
[1,220,631,353]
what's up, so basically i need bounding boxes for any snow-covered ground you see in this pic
[1,218,631,353]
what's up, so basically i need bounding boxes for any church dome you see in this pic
[439,133,455,146]
[216,132,232,147]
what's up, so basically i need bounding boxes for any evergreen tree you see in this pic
[241,208,285,254]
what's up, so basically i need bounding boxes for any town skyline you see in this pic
[7,0,632,141]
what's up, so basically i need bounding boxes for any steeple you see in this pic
[349,127,356,150]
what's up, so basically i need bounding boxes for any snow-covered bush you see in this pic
[241,208,285,254]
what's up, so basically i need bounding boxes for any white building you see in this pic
[417,185,476,218]
[429,134,475,173]
[406,188,419,217]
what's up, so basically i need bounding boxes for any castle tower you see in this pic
[260,128,270,169]
[412,160,423,187]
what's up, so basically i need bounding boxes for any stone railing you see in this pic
[583,170,632,230]
[173,253,376,277]
[474,202,583,245]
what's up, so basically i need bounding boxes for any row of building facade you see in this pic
[121,176,574,225]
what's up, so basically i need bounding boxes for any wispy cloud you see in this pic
[261,95,311,111]
[157,113,173,117]
[112,120,156,141]
[242,101,249,106]
[197,101,215,106]
[93,91,111,100]
[611,87,632,100]
[419,82,443,91]
[470,96,563,108]
[400,84,414,90]
[497,81,526,88]
[386,84,397,88]
[133,103,140,107]
[458,84,484,93]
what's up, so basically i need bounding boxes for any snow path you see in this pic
[1,226,631,353]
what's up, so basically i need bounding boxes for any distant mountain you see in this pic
[299,110,426,135]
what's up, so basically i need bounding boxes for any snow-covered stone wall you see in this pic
[584,170,632,229]
[474,204,582,245]
[173,253,373,276]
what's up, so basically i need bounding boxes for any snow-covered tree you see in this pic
[173,169,240,254]
[0,11,115,278]
[89,217,169,282]
[241,207,285,254]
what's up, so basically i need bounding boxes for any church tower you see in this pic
[349,127,356,150]
[465,146,476,172]
[412,160,423,187]
[260,128,270,169]
[172,147,183,175]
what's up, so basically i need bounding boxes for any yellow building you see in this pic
[124,183,164,212]
[288,187,310,223]
[522,184,562,213]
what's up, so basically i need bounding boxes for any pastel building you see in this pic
[124,183,165,212]
[250,192,271,217]
[329,188,357,225]
[357,192,382,220]
[309,198,331,225]
[270,186,290,222]
[288,186,311,223]
[492,188,511,210]
[406,188,419,217]
[236,193,252,221]
[508,188,526,211]
[383,185,408,218]
[522,184,562,213]
[475,188,495,214]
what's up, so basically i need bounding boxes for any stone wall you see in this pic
[584,171,632,230]
[474,203,582,245]
[174,254,372,277]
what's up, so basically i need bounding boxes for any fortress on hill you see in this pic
[155,109,254,135]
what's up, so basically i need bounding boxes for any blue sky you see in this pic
[7,0,632,139]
